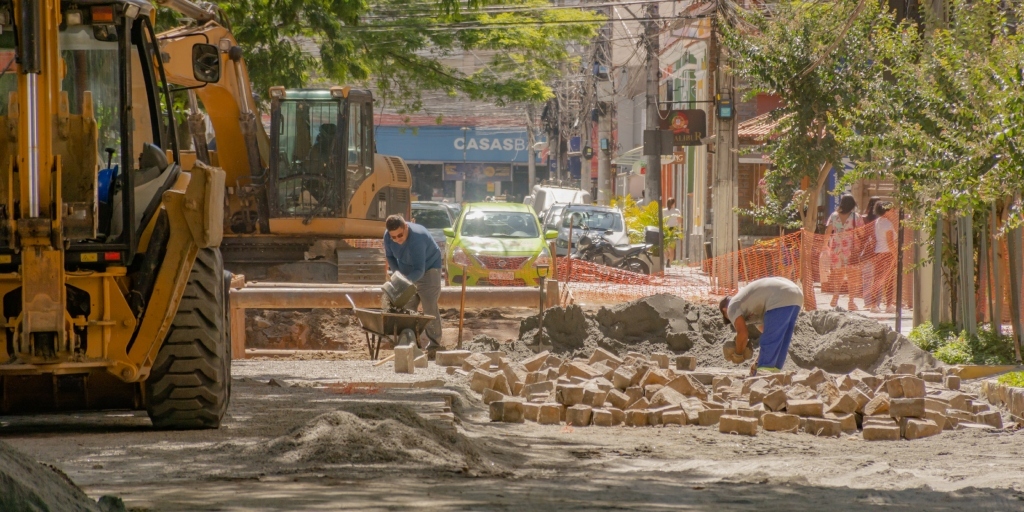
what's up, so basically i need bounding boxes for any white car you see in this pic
[555,205,628,256]
[411,201,455,251]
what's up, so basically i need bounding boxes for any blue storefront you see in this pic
[375,126,546,203]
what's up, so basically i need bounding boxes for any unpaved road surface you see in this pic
[2,360,1024,511]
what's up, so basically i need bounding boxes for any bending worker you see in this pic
[719,276,804,375]
[384,214,444,354]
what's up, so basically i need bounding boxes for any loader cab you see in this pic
[0,0,181,270]
[267,87,374,220]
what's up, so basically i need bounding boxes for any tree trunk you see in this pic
[798,162,832,310]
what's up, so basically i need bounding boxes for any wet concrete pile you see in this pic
[502,294,937,374]
[440,348,1008,441]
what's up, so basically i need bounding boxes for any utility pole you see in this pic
[644,1,664,272]
[596,9,613,205]
[527,104,537,190]
[710,21,739,289]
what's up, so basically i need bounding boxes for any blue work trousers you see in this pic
[757,305,801,369]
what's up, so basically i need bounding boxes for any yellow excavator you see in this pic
[157,3,412,284]
[0,0,229,427]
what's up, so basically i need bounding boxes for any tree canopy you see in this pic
[167,0,604,111]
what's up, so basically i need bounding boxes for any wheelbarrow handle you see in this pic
[345,294,358,310]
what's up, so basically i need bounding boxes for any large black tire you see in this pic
[622,257,650,275]
[145,248,230,429]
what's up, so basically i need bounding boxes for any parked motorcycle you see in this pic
[572,228,655,275]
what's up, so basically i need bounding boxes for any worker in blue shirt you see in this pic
[383,214,444,354]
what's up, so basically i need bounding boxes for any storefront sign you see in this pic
[658,109,707,147]
[443,163,512,182]
[376,126,542,163]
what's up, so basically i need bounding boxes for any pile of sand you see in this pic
[263,402,503,475]
[490,294,937,373]
[0,440,123,512]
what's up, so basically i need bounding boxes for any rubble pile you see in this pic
[437,349,1006,440]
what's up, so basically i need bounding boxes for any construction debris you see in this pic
[445,346,1011,441]
[473,296,938,374]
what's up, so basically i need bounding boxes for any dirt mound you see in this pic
[264,402,502,474]
[492,294,937,373]
[0,440,103,512]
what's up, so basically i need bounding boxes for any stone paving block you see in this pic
[698,408,728,426]
[662,410,687,426]
[522,351,550,372]
[462,352,493,371]
[612,366,637,390]
[624,386,644,406]
[971,402,990,414]
[901,418,941,439]
[537,403,562,425]
[651,353,671,369]
[787,400,825,417]
[435,350,471,367]
[763,389,788,412]
[974,411,1003,429]
[650,386,689,408]
[624,409,649,427]
[761,413,800,432]
[825,413,858,433]
[555,384,585,406]
[863,424,901,441]
[583,388,609,408]
[592,408,614,427]
[490,400,525,423]
[607,389,631,410]
[482,388,505,405]
[639,369,673,388]
[566,362,605,380]
[923,410,950,431]
[667,375,708,400]
[889,398,925,418]
[688,372,715,385]
[817,382,841,407]
[627,397,651,411]
[491,373,512,395]
[648,405,679,426]
[588,347,623,368]
[827,393,859,415]
[944,375,961,391]
[898,377,926,398]
[920,371,944,383]
[644,385,664,400]
[394,345,415,374]
[610,407,625,426]
[566,405,593,426]
[523,380,555,397]
[523,402,541,422]
[469,369,497,393]
[676,355,697,371]
[802,417,842,437]
[720,415,758,436]
[864,393,890,416]
[897,363,917,375]
[737,408,764,421]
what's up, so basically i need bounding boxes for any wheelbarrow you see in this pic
[346,295,435,360]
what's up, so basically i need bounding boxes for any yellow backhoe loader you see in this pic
[157,4,412,284]
[0,0,230,428]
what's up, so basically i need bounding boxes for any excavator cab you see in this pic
[268,87,375,220]
[0,0,231,429]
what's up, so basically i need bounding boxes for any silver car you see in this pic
[411,201,455,251]
[555,205,628,256]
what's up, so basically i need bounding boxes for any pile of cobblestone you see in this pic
[437,348,1006,441]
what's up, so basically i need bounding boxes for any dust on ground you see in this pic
[4,372,1024,511]
[479,294,937,373]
